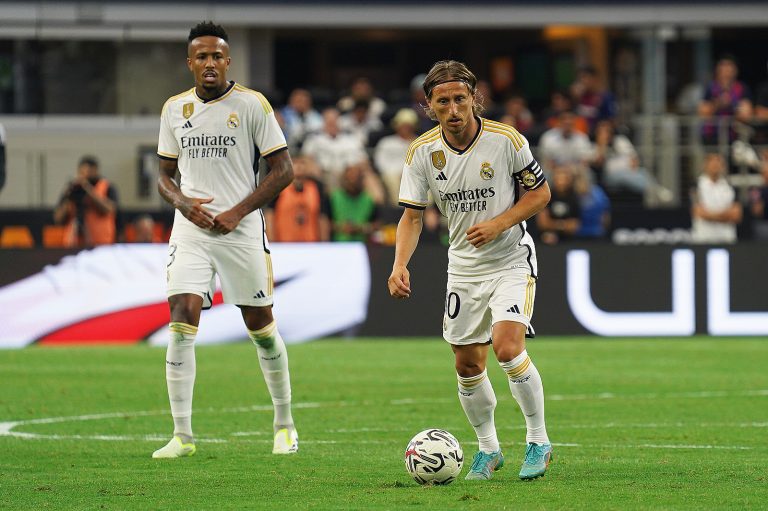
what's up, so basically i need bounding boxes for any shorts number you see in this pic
[167,243,177,268]
[446,292,461,319]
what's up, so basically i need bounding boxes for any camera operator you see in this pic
[54,156,119,247]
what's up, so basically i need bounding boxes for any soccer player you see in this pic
[388,61,553,480]
[153,21,297,458]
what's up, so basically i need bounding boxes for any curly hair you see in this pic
[188,21,229,43]
[421,60,484,120]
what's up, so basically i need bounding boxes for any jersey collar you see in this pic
[440,116,483,156]
[194,81,236,104]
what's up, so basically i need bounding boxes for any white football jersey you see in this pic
[158,82,287,247]
[399,118,546,281]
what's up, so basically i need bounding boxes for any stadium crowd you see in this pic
[2,55,768,248]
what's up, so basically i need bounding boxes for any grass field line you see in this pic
[2,387,766,442]
[0,429,757,452]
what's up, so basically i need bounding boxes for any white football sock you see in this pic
[500,350,549,445]
[249,321,293,429]
[457,370,500,453]
[166,322,197,442]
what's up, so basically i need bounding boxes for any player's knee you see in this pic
[455,360,485,378]
[493,339,525,363]
[242,306,274,332]
[168,296,201,325]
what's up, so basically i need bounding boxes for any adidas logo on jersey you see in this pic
[506,304,520,314]
[253,290,266,299]
[436,172,447,181]
[182,120,193,129]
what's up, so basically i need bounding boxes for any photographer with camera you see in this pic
[54,155,119,247]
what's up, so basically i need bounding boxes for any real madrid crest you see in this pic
[480,161,495,180]
[431,150,446,171]
[182,103,194,119]
[520,170,537,187]
[227,112,240,129]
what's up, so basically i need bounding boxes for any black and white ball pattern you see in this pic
[404,428,464,485]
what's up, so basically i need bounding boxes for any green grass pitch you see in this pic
[1,337,766,510]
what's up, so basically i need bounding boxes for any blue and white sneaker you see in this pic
[465,450,504,480]
[519,443,553,480]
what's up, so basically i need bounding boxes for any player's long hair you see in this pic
[421,60,485,121]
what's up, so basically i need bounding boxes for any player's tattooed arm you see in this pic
[213,149,294,234]
[158,157,215,230]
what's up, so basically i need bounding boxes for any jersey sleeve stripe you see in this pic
[484,120,525,151]
[405,130,440,164]
[483,126,523,152]
[157,151,179,160]
[161,88,194,114]
[234,84,274,114]
[261,143,288,157]
[399,199,428,210]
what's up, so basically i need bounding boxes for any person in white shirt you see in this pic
[154,21,297,460]
[537,109,592,171]
[691,152,742,243]
[388,60,553,482]
[302,107,367,189]
[280,88,323,148]
[374,108,419,205]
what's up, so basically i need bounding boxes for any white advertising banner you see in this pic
[0,243,370,347]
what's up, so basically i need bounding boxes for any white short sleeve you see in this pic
[398,158,430,210]
[251,95,288,158]
[157,104,179,159]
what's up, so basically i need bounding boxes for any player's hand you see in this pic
[178,197,215,230]
[388,265,411,299]
[212,209,243,235]
[466,219,504,248]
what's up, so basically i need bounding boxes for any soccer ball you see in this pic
[404,428,463,485]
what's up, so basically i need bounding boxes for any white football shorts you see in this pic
[166,238,274,307]
[442,268,536,345]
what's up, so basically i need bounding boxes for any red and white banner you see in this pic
[0,243,370,347]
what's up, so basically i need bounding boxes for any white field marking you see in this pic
[2,388,766,443]
[548,389,768,401]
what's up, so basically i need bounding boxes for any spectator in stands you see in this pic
[590,120,674,204]
[574,165,611,240]
[53,155,118,247]
[302,107,367,189]
[499,94,534,134]
[698,55,753,145]
[374,108,419,206]
[748,156,768,240]
[133,214,160,243]
[752,60,768,144]
[409,73,436,134]
[570,65,617,134]
[339,98,384,146]
[537,109,592,171]
[691,152,742,244]
[0,121,6,193]
[265,154,331,242]
[590,120,645,192]
[541,90,589,134]
[536,164,581,245]
[330,163,379,242]
[280,88,323,148]
[337,76,386,125]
